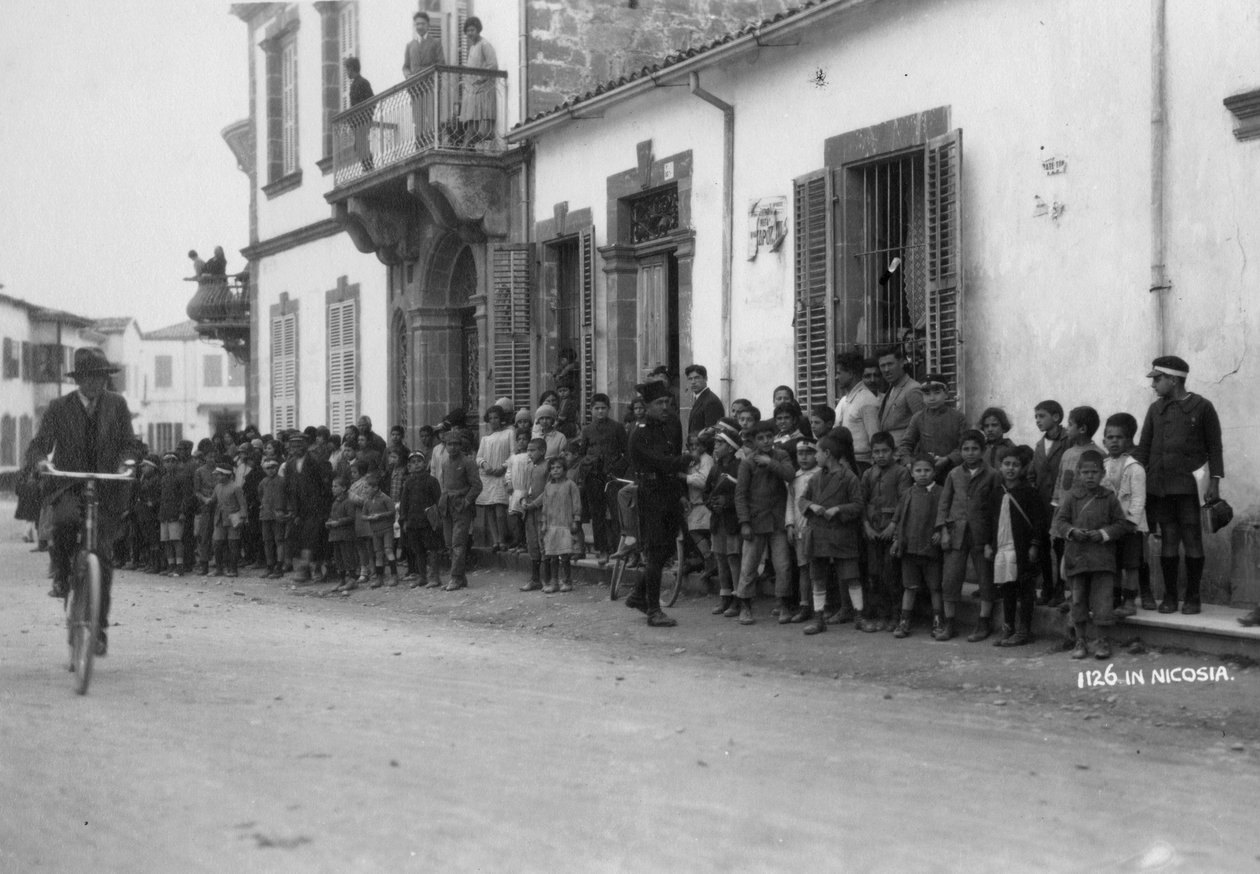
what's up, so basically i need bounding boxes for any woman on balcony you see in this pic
[459,17,497,147]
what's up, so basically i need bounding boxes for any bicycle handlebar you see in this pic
[40,462,136,482]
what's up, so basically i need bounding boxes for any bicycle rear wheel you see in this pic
[660,535,686,608]
[67,553,102,695]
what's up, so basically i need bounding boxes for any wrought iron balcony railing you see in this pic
[331,65,509,188]
[187,275,249,326]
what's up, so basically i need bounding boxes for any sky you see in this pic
[0,1,249,334]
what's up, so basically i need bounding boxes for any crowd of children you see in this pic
[58,348,1237,651]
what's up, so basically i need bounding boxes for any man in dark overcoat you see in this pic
[283,432,332,582]
[627,380,691,627]
[26,347,137,654]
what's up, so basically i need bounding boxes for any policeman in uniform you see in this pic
[626,380,691,626]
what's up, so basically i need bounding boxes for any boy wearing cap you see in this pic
[578,393,629,564]
[935,429,1000,641]
[798,431,866,635]
[1133,355,1224,615]
[437,431,482,590]
[159,452,192,577]
[733,420,796,625]
[399,451,443,588]
[211,462,246,577]
[257,458,287,578]
[897,373,966,479]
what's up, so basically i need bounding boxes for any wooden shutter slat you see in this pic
[924,128,964,411]
[492,244,533,409]
[794,172,833,411]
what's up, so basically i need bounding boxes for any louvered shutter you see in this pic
[492,244,533,410]
[327,299,357,433]
[578,226,596,416]
[338,3,359,109]
[456,0,469,64]
[924,129,964,411]
[272,313,298,432]
[793,171,832,411]
[281,41,298,175]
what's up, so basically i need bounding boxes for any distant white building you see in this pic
[0,290,108,477]
[136,319,247,453]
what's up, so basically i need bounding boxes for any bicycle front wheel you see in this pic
[67,553,102,695]
[660,535,686,608]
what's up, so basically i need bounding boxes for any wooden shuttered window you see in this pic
[793,171,832,412]
[327,299,357,434]
[924,129,963,409]
[281,40,298,175]
[271,312,298,433]
[578,226,596,413]
[491,244,533,411]
[338,3,359,109]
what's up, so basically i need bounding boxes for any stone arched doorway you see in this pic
[398,235,486,429]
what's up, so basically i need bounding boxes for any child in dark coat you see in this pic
[890,455,943,638]
[1052,449,1133,660]
[986,445,1045,647]
[798,431,865,635]
[158,452,192,577]
[935,430,1000,641]
[326,478,359,592]
[399,451,443,588]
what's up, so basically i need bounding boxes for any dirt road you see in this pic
[2,532,1258,872]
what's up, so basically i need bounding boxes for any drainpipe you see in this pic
[689,71,734,406]
[1150,0,1169,351]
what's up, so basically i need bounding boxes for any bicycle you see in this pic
[607,479,686,608]
[41,461,135,695]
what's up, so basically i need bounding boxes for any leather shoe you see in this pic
[1237,608,1260,627]
[646,610,677,627]
[624,592,648,613]
[1157,601,1178,614]
[520,580,543,592]
[1180,601,1201,615]
[94,631,108,657]
[443,580,467,591]
[49,577,69,598]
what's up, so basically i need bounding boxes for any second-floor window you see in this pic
[204,354,223,388]
[2,338,18,380]
[281,39,299,176]
[338,3,359,109]
[154,355,173,389]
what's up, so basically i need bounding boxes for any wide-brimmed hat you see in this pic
[67,347,120,378]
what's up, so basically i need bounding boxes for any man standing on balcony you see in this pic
[343,57,374,171]
[403,11,445,148]
[202,246,226,277]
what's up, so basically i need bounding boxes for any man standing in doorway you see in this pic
[876,347,924,456]
[1133,355,1224,615]
[835,351,880,471]
[627,380,691,627]
[685,364,725,435]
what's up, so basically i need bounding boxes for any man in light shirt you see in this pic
[834,351,880,471]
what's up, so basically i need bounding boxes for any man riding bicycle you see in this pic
[26,347,137,656]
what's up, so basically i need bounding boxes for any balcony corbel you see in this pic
[407,164,509,243]
[334,197,420,266]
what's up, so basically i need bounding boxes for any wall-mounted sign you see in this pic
[1042,155,1067,175]
[747,196,788,259]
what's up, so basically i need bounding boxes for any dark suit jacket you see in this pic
[27,390,136,515]
[686,387,725,436]
[283,455,332,522]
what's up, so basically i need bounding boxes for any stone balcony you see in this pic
[326,65,518,261]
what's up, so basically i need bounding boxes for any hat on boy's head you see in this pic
[1146,355,1189,379]
[796,440,817,454]
[141,455,159,469]
[287,431,308,443]
[262,459,279,470]
[162,452,178,461]
[715,431,740,451]
[495,397,514,414]
[921,373,949,392]
[514,408,532,423]
[535,404,558,420]
[408,450,427,463]
[214,459,234,475]
[636,381,672,405]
